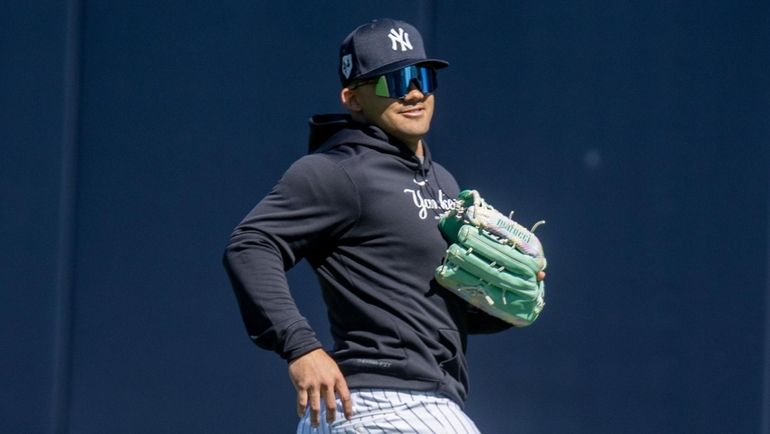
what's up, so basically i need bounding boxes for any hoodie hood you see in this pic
[307,114,433,173]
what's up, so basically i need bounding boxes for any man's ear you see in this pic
[340,87,362,112]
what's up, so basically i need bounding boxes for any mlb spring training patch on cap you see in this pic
[339,18,449,85]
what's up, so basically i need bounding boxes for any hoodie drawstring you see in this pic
[416,160,448,220]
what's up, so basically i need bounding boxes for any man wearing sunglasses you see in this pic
[225,18,513,433]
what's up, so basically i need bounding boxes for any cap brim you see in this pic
[355,58,449,82]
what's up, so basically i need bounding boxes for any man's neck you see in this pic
[410,140,424,157]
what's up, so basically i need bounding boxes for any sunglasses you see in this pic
[352,65,438,99]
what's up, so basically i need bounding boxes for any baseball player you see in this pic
[224,18,546,433]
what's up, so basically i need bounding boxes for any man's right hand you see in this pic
[288,348,353,427]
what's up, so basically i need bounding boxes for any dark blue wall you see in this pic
[2,1,768,433]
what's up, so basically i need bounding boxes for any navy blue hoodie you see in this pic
[224,114,510,405]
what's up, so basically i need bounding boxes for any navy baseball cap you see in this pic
[339,18,449,86]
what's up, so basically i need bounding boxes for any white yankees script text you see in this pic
[403,189,457,220]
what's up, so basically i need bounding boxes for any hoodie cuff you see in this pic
[280,320,324,361]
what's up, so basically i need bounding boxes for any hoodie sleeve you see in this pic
[223,154,360,361]
[466,307,515,334]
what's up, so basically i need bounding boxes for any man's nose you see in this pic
[402,81,425,101]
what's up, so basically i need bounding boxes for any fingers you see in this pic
[324,384,337,424]
[336,379,353,421]
[299,383,348,427]
[537,270,546,281]
[295,386,321,427]
[288,349,354,427]
[308,387,322,427]
[296,388,307,418]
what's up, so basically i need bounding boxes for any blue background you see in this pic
[2,1,769,433]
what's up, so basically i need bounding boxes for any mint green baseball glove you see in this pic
[435,190,547,327]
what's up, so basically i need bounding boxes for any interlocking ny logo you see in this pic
[388,28,413,51]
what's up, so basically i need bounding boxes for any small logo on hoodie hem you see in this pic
[352,358,393,369]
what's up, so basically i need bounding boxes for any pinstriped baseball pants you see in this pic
[296,388,482,434]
